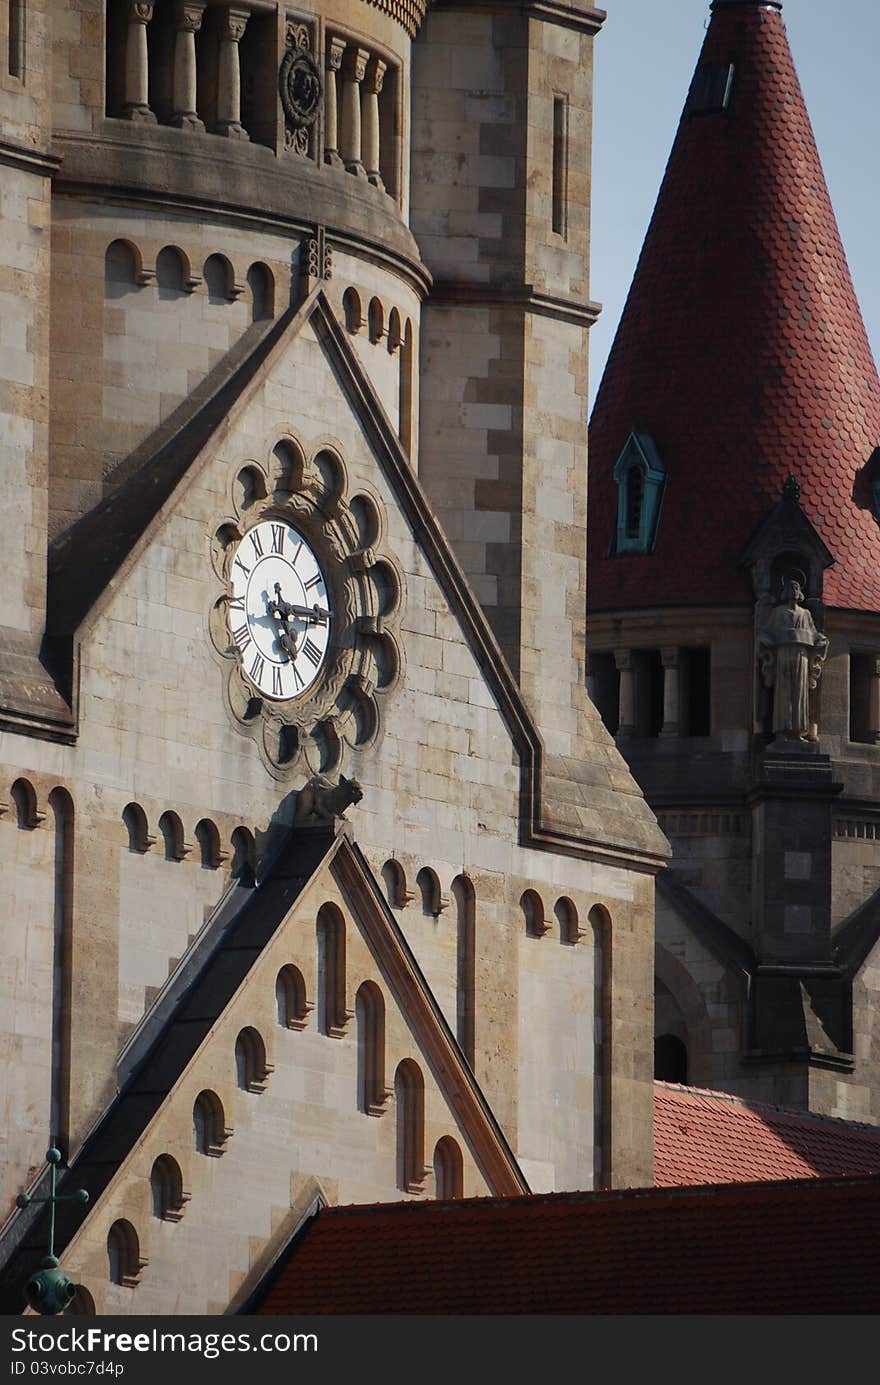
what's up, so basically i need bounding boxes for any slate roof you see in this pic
[587,0,880,614]
[251,1174,880,1314]
[654,1081,880,1186]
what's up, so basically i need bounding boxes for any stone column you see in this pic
[362,56,387,189]
[660,646,681,737]
[615,650,635,737]
[215,6,249,140]
[171,1,206,130]
[323,37,346,167]
[124,1,157,123]
[869,656,880,745]
[340,46,369,178]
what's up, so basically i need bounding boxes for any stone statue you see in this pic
[295,773,363,825]
[758,576,828,742]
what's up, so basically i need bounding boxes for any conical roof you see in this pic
[587,0,880,612]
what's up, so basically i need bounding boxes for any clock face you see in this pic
[228,520,331,701]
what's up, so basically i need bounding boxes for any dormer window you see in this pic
[612,433,665,554]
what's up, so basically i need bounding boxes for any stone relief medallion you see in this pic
[208,440,404,781]
[279,48,322,130]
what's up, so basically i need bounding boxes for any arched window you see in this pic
[433,1136,464,1200]
[521,889,547,939]
[158,810,186,862]
[156,244,187,297]
[230,826,256,883]
[382,859,410,908]
[399,319,414,456]
[394,1059,426,1193]
[416,867,443,917]
[65,1285,96,1316]
[234,1027,270,1093]
[193,1090,228,1156]
[654,1034,689,1085]
[204,253,235,303]
[612,432,665,555]
[453,876,475,1065]
[122,802,152,853]
[316,904,348,1036]
[195,818,222,869]
[590,904,612,1190]
[343,287,363,334]
[554,896,581,946]
[150,1154,187,1221]
[387,306,402,354]
[247,261,274,321]
[11,777,40,830]
[107,1220,143,1287]
[368,296,385,343]
[104,238,140,294]
[276,965,309,1030]
[356,982,389,1115]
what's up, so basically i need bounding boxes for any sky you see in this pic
[588,0,880,408]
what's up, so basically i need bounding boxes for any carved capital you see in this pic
[219,6,249,42]
[285,21,311,52]
[175,1,206,33]
[327,36,346,72]
[614,649,633,673]
[870,656,880,681]
[661,646,679,669]
[128,1,154,22]
[343,46,370,84]
[364,57,387,96]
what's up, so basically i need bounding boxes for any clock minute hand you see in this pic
[270,584,329,625]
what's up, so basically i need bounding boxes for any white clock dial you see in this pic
[228,520,331,701]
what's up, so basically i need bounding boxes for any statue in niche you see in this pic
[758,574,828,742]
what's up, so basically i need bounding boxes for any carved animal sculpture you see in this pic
[295,774,364,825]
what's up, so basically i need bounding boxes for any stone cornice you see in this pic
[429,0,605,34]
[0,136,61,177]
[430,280,601,328]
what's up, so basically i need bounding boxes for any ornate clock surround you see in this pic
[208,435,404,780]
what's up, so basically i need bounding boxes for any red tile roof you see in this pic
[587,2,880,614]
[654,1080,880,1186]
[252,1175,880,1314]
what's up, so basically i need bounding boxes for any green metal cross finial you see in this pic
[15,1148,89,1315]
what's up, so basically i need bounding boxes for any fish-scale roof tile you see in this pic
[588,0,880,615]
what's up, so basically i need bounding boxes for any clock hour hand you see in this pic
[269,583,329,626]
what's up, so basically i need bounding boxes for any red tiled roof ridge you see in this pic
[321,1169,880,1221]
[587,2,880,613]
[654,1080,880,1136]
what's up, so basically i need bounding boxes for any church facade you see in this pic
[588,0,880,1123]
[0,0,669,1314]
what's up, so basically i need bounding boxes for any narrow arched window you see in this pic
[234,1027,270,1093]
[193,1089,227,1156]
[276,965,309,1029]
[625,466,644,539]
[356,982,388,1115]
[416,867,442,917]
[521,889,547,939]
[150,1154,187,1221]
[316,904,348,1036]
[395,1059,425,1193]
[453,877,475,1065]
[433,1136,464,1200]
[230,826,256,883]
[654,1034,689,1085]
[612,432,665,555]
[343,287,363,334]
[107,1220,142,1287]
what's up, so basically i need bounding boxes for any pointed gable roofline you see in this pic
[44,288,667,868]
[587,0,880,615]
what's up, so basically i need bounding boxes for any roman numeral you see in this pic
[270,525,285,555]
[305,573,323,591]
[233,556,251,580]
[291,540,303,567]
[249,529,264,559]
[289,661,303,692]
[302,637,322,667]
[249,652,265,685]
[272,666,284,697]
[232,623,251,651]
[228,596,245,613]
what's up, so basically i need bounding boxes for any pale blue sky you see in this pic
[588,0,879,407]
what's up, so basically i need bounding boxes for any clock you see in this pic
[228,519,332,701]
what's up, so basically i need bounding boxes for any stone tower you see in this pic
[0,0,667,1315]
[587,0,880,1120]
